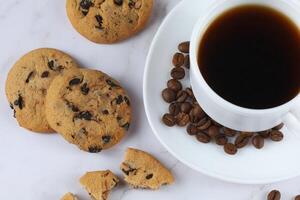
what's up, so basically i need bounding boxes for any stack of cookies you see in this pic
[5,48,131,153]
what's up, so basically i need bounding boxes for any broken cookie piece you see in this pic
[120,148,174,189]
[61,192,78,200]
[80,170,119,200]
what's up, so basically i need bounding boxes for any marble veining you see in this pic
[0,0,300,199]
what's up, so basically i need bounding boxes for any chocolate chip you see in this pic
[171,67,185,80]
[267,190,281,200]
[146,174,153,180]
[235,134,250,148]
[273,123,284,130]
[25,71,34,83]
[66,101,79,112]
[169,102,180,116]
[172,52,185,67]
[270,130,284,142]
[80,0,94,10]
[224,143,237,155]
[215,134,228,145]
[116,95,124,104]
[196,132,211,143]
[69,78,82,86]
[162,88,176,103]
[178,41,190,53]
[106,79,119,87]
[114,0,123,6]
[75,111,92,121]
[41,71,49,78]
[95,15,103,29]
[102,110,109,115]
[117,116,122,121]
[128,0,135,8]
[48,60,54,70]
[102,135,111,144]
[252,135,264,149]
[124,96,130,106]
[80,83,89,95]
[47,61,63,72]
[162,114,176,127]
[88,146,102,153]
[14,94,24,110]
[167,79,182,92]
[121,123,130,131]
[9,103,13,109]
[82,10,88,15]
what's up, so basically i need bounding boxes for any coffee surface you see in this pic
[198,5,300,109]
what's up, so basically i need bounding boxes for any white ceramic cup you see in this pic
[190,0,300,132]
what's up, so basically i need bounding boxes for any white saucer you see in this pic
[143,0,300,184]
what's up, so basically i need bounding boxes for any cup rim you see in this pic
[190,0,300,116]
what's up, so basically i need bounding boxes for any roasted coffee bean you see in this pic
[176,90,188,103]
[102,135,111,144]
[224,143,237,155]
[252,135,264,149]
[25,71,34,83]
[295,195,300,200]
[176,113,190,127]
[197,119,211,130]
[223,127,238,137]
[162,88,176,103]
[180,102,192,113]
[241,132,255,137]
[183,55,190,69]
[178,41,190,53]
[41,71,49,78]
[172,52,185,67]
[106,79,119,87]
[196,132,211,143]
[190,105,205,121]
[169,102,181,116]
[185,87,193,97]
[171,67,185,80]
[69,78,82,86]
[187,124,198,135]
[208,125,220,137]
[146,174,153,179]
[273,123,284,130]
[211,119,221,127]
[80,83,89,95]
[114,0,123,6]
[162,114,176,127]
[95,15,103,29]
[235,134,250,148]
[167,79,182,92]
[270,130,284,142]
[88,146,102,153]
[215,134,228,145]
[80,0,94,10]
[259,130,270,138]
[267,190,281,200]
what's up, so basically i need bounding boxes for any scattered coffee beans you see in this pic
[161,41,284,155]
[267,190,281,200]
[295,195,300,200]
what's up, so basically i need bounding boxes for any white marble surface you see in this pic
[1,0,300,199]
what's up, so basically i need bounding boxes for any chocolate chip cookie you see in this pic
[66,0,153,43]
[80,170,119,200]
[5,48,79,133]
[120,148,174,189]
[45,68,131,152]
[61,193,78,200]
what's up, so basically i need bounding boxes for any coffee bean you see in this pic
[259,130,270,138]
[240,132,255,138]
[172,52,185,67]
[95,15,103,29]
[252,135,264,149]
[191,104,205,118]
[41,71,49,78]
[176,90,188,102]
[235,134,250,148]
[180,102,192,113]
[270,130,283,142]
[224,143,237,155]
[171,67,185,79]
[169,102,181,116]
[208,125,220,137]
[167,79,182,92]
[162,114,176,127]
[187,124,198,135]
[185,87,193,97]
[295,195,300,200]
[69,78,82,86]
[114,0,123,6]
[178,41,190,53]
[223,127,237,137]
[196,132,211,143]
[176,113,190,127]
[215,134,228,145]
[273,123,284,130]
[184,55,190,69]
[211,119,221,127]
[162,88,176,103]
[197,119,211,130]
[267,190,281,200]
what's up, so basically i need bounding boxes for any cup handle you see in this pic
[282,106,300,137]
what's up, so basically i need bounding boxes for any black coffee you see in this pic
[198,5,300,109]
